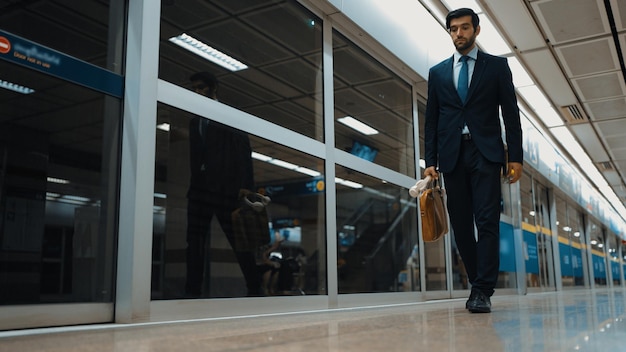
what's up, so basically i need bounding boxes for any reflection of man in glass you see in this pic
[185,72,261,297]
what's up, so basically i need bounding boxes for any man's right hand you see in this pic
[424,166,439,180]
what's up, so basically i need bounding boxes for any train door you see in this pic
[607,233,621,287]
[555,195,590,288]
[588,221,607,287]
[533,181,556,291]
[521,172,556,292]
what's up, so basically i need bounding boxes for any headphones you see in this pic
[244,193,271,212]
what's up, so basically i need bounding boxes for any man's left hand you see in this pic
[507,162,523,184]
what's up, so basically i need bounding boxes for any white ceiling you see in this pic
[480,0,626,213]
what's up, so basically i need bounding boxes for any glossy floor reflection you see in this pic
[1,289,625,351]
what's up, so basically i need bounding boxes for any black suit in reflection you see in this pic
[185,72,261,297]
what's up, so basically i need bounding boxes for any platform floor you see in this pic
[1,289,625,351]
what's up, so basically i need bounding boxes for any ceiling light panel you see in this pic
[169,33,248,72]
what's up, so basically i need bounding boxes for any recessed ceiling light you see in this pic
[156,123,170,132]
[0,79,34,94]
[338,116,379,135]
[169,33,248,72]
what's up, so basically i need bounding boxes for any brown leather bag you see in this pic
[231,189,271,251]
[419,179,449,242]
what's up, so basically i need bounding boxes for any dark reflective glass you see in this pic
[335,166,418,293]
[152,103,327,299]
[0,61,120,305]
[159,0,324,140]
[333,30,415,177]
[0,0,126,73]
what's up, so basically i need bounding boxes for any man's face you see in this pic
[449,15,480,54]
[191,79,211,97]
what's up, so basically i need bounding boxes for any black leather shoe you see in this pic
[467,290,491,313]
[465,290,477,309]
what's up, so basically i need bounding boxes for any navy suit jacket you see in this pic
[424,51,522,173]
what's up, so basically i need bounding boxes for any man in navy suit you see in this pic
[185,72,262,297]
[424,8,523,313]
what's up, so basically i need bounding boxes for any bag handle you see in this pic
[239,189,271,212]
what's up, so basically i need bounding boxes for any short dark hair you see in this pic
[446,8,479,30]
[189,71,218,96]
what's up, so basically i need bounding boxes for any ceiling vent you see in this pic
[560,104,588,124]
[597,161,614,171]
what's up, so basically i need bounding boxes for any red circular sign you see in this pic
[0,37,10,54]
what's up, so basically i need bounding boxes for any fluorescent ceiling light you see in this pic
[336,177,363,189]
[550,127,598,177]
[295,167,321,177]
[443,0,482,12]
[0,79,34,94]
[252,152,320,177]
[418,0,447,25]
[551,126,626,218]
[251,152,273,162]
[517,85,563,127]
[168,33,248,72]
[63,195,91,203]
[517,86,550,109]
[269,159,299,170]
[476,15,511,56]
[47,177,69,184]
[156,123,170,132]
[507,57,534,88]
[338,116,379,135]
[534,106,563,128]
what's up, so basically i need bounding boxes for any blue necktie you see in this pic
[457,56,469,103]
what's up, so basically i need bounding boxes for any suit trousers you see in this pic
[443,138,501,297]
[185,196,262,297]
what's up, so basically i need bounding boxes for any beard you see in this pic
[454,35,476,52]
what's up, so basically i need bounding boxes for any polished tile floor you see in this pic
[1,289,625,351]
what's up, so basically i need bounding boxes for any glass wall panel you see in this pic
[332,30,415,177]
[588,220,606,287]
[520,172,540,288]
[335,166,418,293]
[622,245,626,284]
[153,103,326,299]
[426,233,447,291]
[533,181,556,291]
[497,181,517,290]
[0,0,126,73]
[0,61,120,304]
[569,207,587,287]
[159,0,323,140]
[557,197,587,288]
[500,181,513,219]
[606,232,620,286]
[555,196,570,286]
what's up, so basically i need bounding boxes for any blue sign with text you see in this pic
[0,29,123,97]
